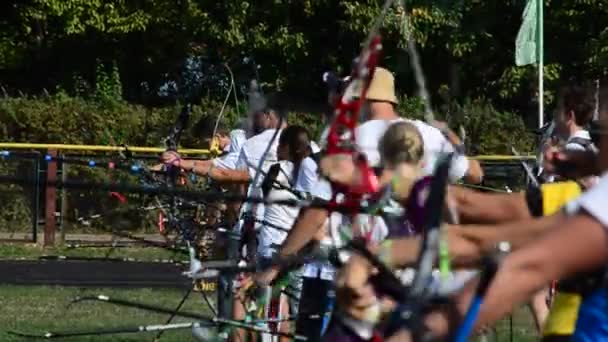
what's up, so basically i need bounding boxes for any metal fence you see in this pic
[0,144,212,246]
[0,143,537,246]
[0,151,41,242]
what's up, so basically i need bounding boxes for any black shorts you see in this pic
[296,276,335,342]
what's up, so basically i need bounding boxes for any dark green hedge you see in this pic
[0,94,533,234]
[0,94,220,149]
[0,93,532,154]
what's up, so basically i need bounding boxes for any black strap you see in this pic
[589,120,601,146]
[525,185,543,218]
[256,219,291,233]
[261,163,282,198]
[557,267,608,297]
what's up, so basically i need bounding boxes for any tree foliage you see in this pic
[1,0,607,123]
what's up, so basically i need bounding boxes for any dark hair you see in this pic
[193,115,229,139]
[214,121,230,136]
[279,125,310,160]
[279,125,311,182]
[265,92,289,122]
[557,85,595,126]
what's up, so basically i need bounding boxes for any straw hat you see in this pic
[365,67,399,105]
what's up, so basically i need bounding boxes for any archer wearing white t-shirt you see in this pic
[456,90,608,333]
[542,86,598,187]
[213,129,247,170]
[234,119,286,256]
[159,127,250,184]
[236,126,317,340]
[257,126,318,258]
[260,67,483,284]
[355,118,474,183]
[158,126,248,181]
[256,66,480,340]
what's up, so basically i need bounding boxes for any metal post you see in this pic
[59,157,67,245]
[32,153,41,244]
[594,79,600,121]
[44,149,57,246]
[537,0,544,129]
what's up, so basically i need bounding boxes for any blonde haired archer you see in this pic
[379,121,425,199]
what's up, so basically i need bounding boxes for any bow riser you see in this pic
[327,36,382,157]
[324,35,384,217]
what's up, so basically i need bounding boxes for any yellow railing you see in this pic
[470,154,536,161]
[0,142,536,160]
[0,143,213,155]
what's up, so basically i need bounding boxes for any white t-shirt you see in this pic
[302,177,389,280]
[309,178,389,244]
[294,157,318,194]
[213,129,246,170]
[355,119,470,183]
[237,129,281,180]
[257,161,301,258]
[564,172,608,227]
[235,129,282,229]
[305,118,469,279]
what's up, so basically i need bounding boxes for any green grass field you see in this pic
[0,244,539,341]
[0,287,539,341]
[0,286,214,341]
[0,243,187,262]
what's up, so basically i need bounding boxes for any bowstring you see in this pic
[364,0,398,49]
[397,0,433,123]
[397,6,510,338]
[512,146,540,188]
[398,0,455,281]
[210,64,236,155]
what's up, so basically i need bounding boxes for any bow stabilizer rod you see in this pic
[69,295,307,340]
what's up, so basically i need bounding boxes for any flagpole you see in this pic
[537,0,544,129]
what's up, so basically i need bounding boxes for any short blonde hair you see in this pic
[379,121,424,168]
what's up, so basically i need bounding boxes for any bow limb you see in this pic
[161,102,191,221]
[326,0,397,156]
[209,63,237,156]
[156,102,204,336]
[397,2,471,275]
[277,0,399,270]
[325,1,400,215]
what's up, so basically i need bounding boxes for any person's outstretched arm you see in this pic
[472,212,608,329]
[159,152,250,183]
[449,186,531,224]
[179,159,250,183]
